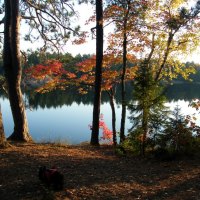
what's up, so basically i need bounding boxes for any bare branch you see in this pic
[21,15,35,20]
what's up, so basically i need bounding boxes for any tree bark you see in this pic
[108,89,117,146]
[90,0,103,145]
[120,28,127,143]
[141,107,148,157]
[120,25,127,143]
[3,0,32,142]
[119,0,130,143]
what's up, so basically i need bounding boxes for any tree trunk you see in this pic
[108,89,117,146]
[0,105,6,145]
[120,0,131,143]
[141,107,148,157]
[155,32,174,81]
[90,0,103,145]
[3,0,32,142]
[120,31,127,143]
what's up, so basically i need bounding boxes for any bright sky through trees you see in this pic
[20,2,200,64]
[20,3,96,55]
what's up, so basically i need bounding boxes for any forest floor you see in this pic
[0,142,200,200]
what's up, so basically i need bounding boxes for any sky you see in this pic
[21,3,96,56]
[20,2,200,64]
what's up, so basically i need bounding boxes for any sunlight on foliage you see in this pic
[89,114,113,145]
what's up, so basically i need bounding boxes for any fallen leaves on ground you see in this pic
[0,143,200,200]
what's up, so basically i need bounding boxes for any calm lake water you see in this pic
[1,83,200,144]
[1,98,126,144]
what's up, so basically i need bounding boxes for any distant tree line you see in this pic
[1,52,200,83]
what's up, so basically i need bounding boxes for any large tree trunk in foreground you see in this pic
[3,0,32,142]
[90,0,103,146]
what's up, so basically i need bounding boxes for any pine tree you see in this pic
[128,60,169,156]
[161,105,194,154]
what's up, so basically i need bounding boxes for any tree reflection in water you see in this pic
[0,83,200,144]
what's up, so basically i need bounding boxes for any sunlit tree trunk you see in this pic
[108,88,117,146]
[3,0,32,142]
[90,0,103,145]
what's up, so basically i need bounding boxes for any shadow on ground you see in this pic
[0,143,200,200]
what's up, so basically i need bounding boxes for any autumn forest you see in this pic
[1,0,200,199]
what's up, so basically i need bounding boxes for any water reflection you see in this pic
[0,83,200,144]
[27,83,200,108]
[165,83,200,101]
[1,83,200,108]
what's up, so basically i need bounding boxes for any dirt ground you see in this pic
[0,143,200,200]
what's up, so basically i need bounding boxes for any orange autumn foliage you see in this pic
[76,54,138,92]
[24,59,76,93]
[24,54,137,94]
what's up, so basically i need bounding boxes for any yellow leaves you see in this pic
[160,58,196,81]
[181,66,196,80]
[78,88,88,95]
[126,66,138,80]
[35,79,57,93]
[168,0,188,9]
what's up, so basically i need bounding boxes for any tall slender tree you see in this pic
[104,0,148,142]
[120,0,130,143]
[3,0,32,141]
[90,0,104,145]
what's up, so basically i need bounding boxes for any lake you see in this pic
[1,98,125,144]
[1,83,200,144]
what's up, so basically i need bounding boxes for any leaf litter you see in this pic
[0,143,200,200]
